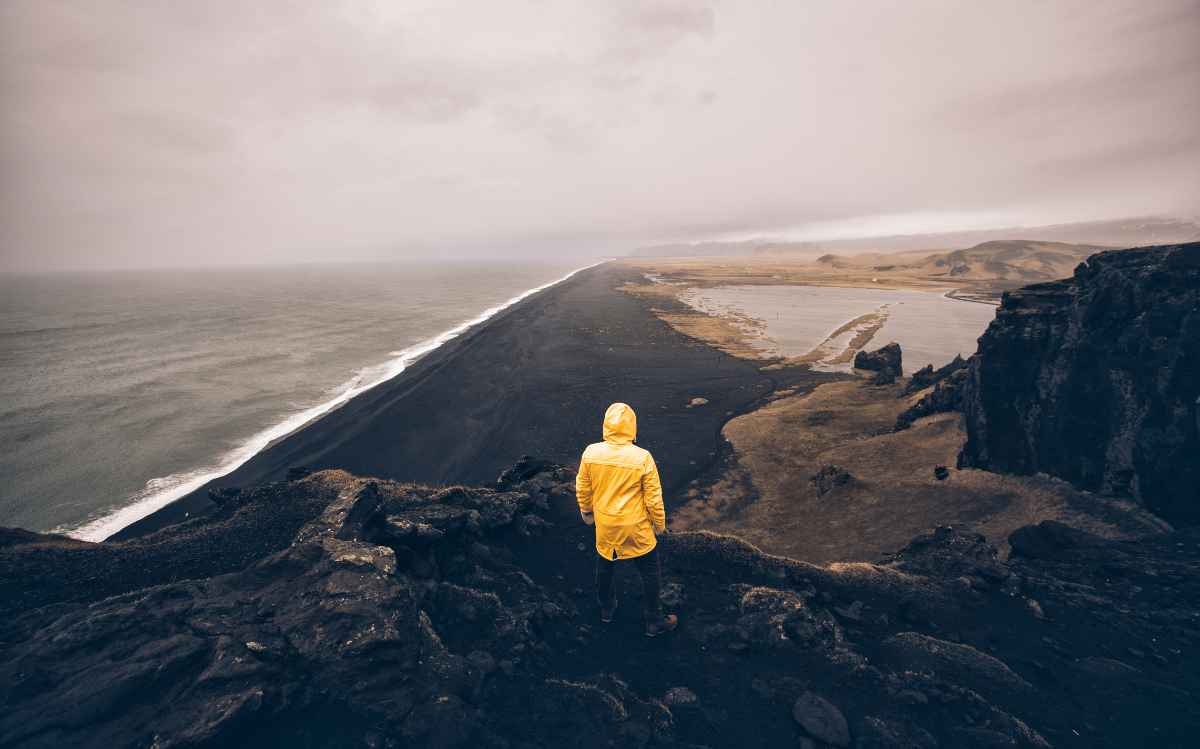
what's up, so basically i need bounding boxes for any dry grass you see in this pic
[617,255,970,294]
[676,379,1167,563]
[623,257,1166,564]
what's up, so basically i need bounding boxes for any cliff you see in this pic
[958,243,1200,524]
[3,461,1198,747]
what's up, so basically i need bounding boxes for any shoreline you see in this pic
[633,274,993,373]
[66,261,599,543]
[110,262,837,541]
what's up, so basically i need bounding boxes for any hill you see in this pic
[911,240,1104,283]
[629,216,1200,259]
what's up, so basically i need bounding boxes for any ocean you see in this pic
[0,260,588,539]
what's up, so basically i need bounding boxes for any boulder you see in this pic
[1007,520,1105,561]
[792,691,851,747]
[495,454,559,489]
[891,525,1009,584]
[880,633,1033,700]
[855,342,903,384]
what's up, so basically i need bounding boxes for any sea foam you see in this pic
[62,261,601,542]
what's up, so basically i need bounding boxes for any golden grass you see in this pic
[676,379,1167,563]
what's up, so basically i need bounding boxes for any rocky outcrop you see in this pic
[0,471,350,618]
[854,342,903,384]
[895,367,969,431]
[4,462,1199,747]
[903,354,969,396]
[1,470,614,749]
[957,243,1200,524]
[810,464,853,496]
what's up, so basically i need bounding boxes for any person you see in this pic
[576,402,679,636]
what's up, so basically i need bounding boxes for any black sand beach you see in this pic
[113,262,836,540]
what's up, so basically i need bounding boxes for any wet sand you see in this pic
[113,263,837,540]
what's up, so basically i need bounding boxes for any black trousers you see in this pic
[596,547,662,621]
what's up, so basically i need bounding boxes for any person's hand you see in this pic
[580,511,595,526]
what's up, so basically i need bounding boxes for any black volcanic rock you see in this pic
[904,364,935,392]
[957,243,1200,524]
[895,367,969,431]
[0,472,350,618]
[890,524,1009,583]
[854,342,903,384]
[1008,519,1107,561]
[3,463,1200,747]
[496,454,560,489]
[791,691,850,746]
[903,354,970,396]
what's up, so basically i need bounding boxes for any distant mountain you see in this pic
[812,240,1106,284]
[628,239,820,257]
[813,249,934,269]
[628,216,1200,258]
[913,240,1106,282]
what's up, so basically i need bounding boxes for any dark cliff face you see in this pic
[958,243,1200,524]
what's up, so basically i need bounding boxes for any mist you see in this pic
[2,0,1198,271]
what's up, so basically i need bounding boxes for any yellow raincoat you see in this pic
[576,403,666,560]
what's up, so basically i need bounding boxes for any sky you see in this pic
[1,0,1198,271]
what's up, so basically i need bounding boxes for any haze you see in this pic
[2,0,1198,271]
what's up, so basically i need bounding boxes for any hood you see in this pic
[602,402,637,445]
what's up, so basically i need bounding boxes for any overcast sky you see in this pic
[2,0,1198,270]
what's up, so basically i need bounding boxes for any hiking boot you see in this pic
[644,613,679,637]
[600,599,618,623]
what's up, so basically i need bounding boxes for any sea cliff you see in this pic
[958,243,1200,524]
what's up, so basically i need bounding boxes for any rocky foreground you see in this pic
[3,459,1198,748]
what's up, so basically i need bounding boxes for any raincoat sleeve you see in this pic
[641,454,666,534]
[575,457,594,515]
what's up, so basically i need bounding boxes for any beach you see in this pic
[0,260,594,538]
[113,262,837,540]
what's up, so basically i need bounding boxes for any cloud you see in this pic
[0,0,1197,271]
